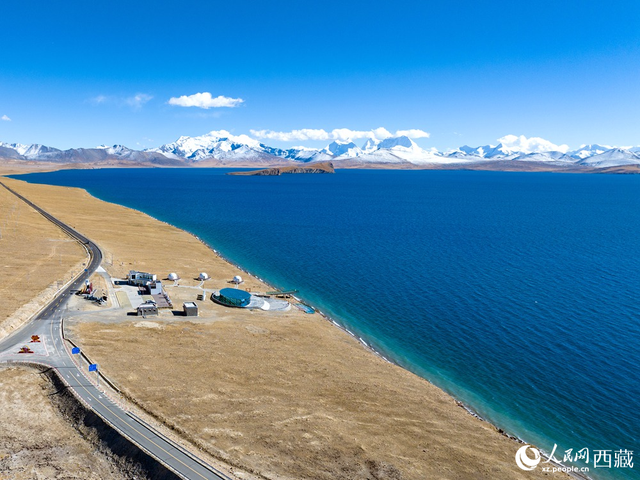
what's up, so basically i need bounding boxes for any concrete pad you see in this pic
[116,291,131,308]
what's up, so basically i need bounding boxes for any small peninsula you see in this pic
[227,161,335,176]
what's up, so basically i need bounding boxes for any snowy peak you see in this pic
[361,136,433,163]
[455,144,507,158]
[99,145,131,155]
[512,151,575,163]
[569,144,612,159]
[0,142,61,158]
[322,140,362,157]
[452,143,578,162]
[458,145,487,156]
[149,130,273,161]
[0,142,33,156]
[579,148,640,167]
[378,135,416,150]
[22,144,61,158]
[281,146,328,162]
[483,144,513,158]
[361,138,380,153]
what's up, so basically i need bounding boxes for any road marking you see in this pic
[74,381,214,479]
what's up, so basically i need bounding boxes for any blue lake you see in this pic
[15,168,640,479]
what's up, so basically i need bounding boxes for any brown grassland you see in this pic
[0,181,85,338]
[0,366,128,480]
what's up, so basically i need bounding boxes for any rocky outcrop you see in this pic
[228,161,335,176]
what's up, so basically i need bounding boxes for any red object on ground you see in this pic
[18,346,34,354]
[30,335,40,342]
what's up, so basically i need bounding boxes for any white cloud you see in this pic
[125,93,153,110]
[291,145,317,151]
[498,134,569,154]
[371,127,394,139]
[168,92,244,109]
[1,115,10,121]
[250,127,429,142]
[88,93,152,110]
[331,128,375,141]
[197,130,261,148]
[396,129,430,139]
[89,95,107,105]
[250,128,330,141]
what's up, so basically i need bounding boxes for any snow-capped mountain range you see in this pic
[145,132,640,167]
[2,133,640,168]
[0,141,182,166]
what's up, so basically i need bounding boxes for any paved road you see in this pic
[0,181,230,480]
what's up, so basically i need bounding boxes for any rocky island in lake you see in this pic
[227,161,335,176]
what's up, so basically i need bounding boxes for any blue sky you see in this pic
[1,0,639,151]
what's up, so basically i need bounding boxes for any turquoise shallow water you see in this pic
[15,168,640,479]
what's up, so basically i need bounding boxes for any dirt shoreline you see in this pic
[1,173,574,479]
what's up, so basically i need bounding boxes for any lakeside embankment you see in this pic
[0,175,572,480]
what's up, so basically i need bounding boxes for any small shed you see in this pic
[183,302,198,317]
[137,304,158,317]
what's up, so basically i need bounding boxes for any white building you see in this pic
[128,270,157,286]
[137,303,158,316]
[148,281,163,295]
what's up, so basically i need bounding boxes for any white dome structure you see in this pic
[232,275,243,284]
[168,272,179,281]
[198,272,210,281]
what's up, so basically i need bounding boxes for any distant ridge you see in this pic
[0,142,182,166]
[2,133,640,171]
